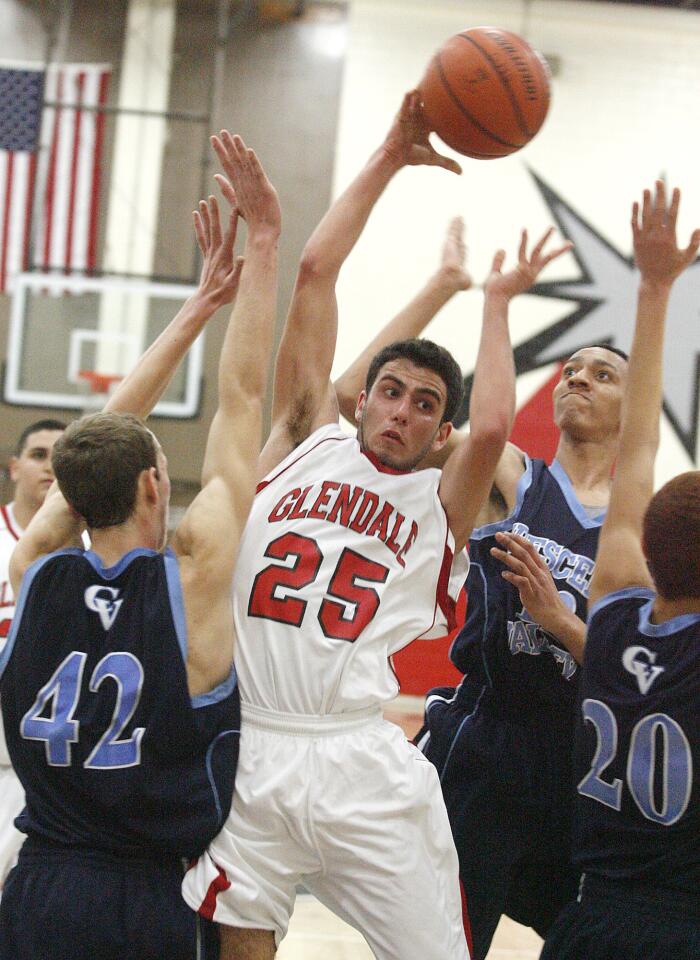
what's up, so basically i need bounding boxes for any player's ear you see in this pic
[354,391,367,425]
[8,456,19,483]
[432,420,453,451]
[142,466,160,505]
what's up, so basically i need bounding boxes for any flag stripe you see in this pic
[87,70,110,272]
[21,153,37,273]
[41,69,63,271]
[0,152,14,291]
[64,70,85,271]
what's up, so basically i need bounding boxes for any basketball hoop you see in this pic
[77,369,124,411]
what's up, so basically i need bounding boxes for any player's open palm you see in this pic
[212,131,281,238]
[632,180,700,287]
[193,193,244,313]
[485,227,573,301]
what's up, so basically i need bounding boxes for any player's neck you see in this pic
[10,493,39,532]
[88,518,161,568]
[651,594,700,623]
[554,434,617,506]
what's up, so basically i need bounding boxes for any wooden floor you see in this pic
[278,896,543,959]
[278,695,544,959]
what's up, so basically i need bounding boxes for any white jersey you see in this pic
[233,424,469,715]
[0,503,22,767]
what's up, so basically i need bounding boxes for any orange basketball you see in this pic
[419,26,551,159]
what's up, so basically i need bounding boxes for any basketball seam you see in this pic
[458,32,536,140]
[434,53,523,151]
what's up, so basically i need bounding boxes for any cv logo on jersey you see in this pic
[84,585,123,631]
[455,173,700,465]
[622,645,665,695]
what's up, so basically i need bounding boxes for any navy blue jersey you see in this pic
[449,458,604,798]
[573,588,700,891]
[0,547,239,860]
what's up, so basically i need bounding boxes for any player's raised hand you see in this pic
[491,531,574,637]
[438,216,472,292]
[632,180,700,287]
[484,227,573,301]
[193,192,244,313]
[383,90,462,175]
[211,131,281,239]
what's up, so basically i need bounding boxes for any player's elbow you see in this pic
[469,414,511,453]
[298,244,340,283]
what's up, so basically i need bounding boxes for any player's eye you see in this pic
[596,370,610,381]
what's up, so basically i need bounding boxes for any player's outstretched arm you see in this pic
[172,136,281,696]
[105,183,243,419]
[261,90,462,476]
[439,228,572,551]
[334,216,471,425]
[590,182,700,606]
[9,485,83,595]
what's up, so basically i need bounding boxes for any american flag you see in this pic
[0,62,111,293]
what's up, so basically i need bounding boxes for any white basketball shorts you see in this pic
[0,765,25,890]
[182,703,469,960]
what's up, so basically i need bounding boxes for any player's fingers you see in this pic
[490,249,506,274]
[540,241,574,268]
[208,195,223,248]
[631,200,641,241]
[214,174,238,208]
[198,199,211,246]
[221,206,239,259]
[530,227,554,262]
[448,215,465,243]
[500,570,531,593]
[490,546,529,576]
[211,134,235,175]
[495,532,544,572]
[683,228,700,264]
[641,188,652,229]
[193,210,207,254]
[667,187,680,233]
[228,256,244,289]
[517,228,529,263]
[652,179,667,224]
[431,150,462,175]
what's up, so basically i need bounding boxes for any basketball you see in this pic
[419,26,551,159]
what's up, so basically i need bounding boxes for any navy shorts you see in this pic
[0,839,219,960]
[419,683,578,960]
[541,874,700,960]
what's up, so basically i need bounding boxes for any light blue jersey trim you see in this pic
[448,561,494,689]
[549,459,606,529]
[0,551,58,679]
[588,586,655,624]
[638,597,700,637]
[163,548,188,662]
[162,548,238,708]
[205,728,240,821]
[83,546,159,579]
[470,454,534,541]
[192,666,238,709]
[439,684,486,785]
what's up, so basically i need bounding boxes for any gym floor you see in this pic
[278,695,544,959]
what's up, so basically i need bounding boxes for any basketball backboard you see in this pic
[5,273,202,416]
